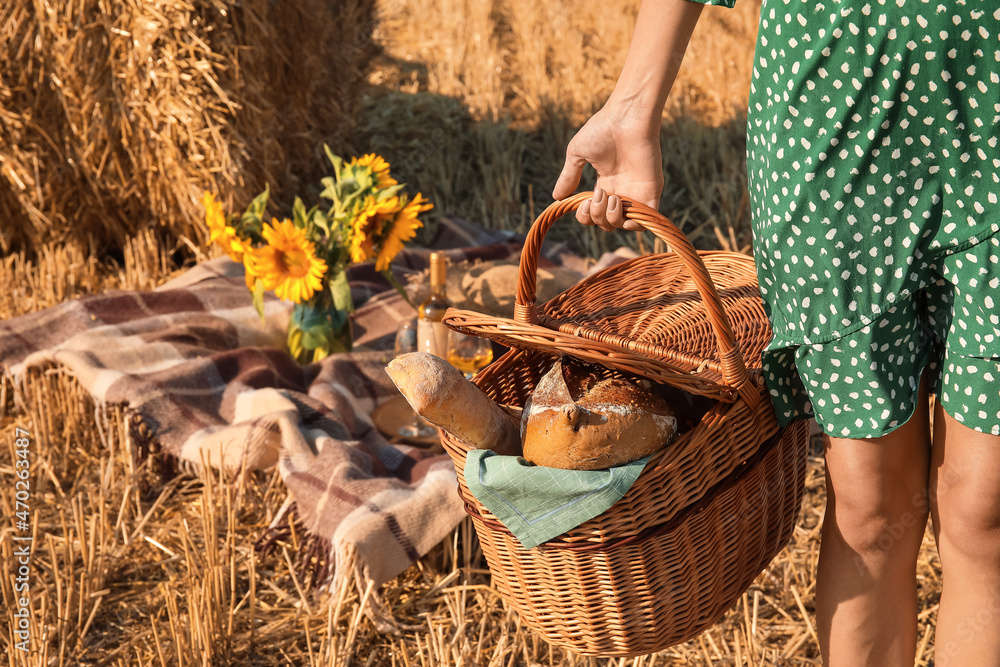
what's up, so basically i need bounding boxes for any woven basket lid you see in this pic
[442,193,772,405]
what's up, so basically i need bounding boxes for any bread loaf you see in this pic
[521,358,677,470]
[385,352,521,456]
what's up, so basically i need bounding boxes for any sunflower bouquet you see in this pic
[203,146,432,363]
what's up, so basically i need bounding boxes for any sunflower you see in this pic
[203,191,252,262]
[242,250,260,291]
[351,153,398,188]
[374,193,433,271]
[350,196,401,265]
[254,218,328,303]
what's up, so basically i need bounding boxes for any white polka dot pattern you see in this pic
[764,234,1000,437]
[740,0,1000,344]
[687,0,1000,436]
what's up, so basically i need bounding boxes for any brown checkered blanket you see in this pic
[0,217,591,631]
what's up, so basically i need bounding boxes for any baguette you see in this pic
[385,352,521,456]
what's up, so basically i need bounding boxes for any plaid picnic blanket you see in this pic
[0,216,590,632]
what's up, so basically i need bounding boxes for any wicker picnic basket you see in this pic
[439,193,809,657]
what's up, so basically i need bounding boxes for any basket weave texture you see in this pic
[440,193,810,656]
[444,193,769,404]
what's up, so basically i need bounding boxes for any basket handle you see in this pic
[515,191,757,405]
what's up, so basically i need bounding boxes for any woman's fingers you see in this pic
[620,195,644,231]
[606,195,625,228]
[579,188,616,231]
[590,189,610,229]
[577,189,633,231]
[553,152,586,201]
[603,193,646,231]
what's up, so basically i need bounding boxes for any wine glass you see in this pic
[394,319,437,438]
[447,331,494,380]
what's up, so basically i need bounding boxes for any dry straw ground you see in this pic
[0,0,376,257]
[1,0,944,665]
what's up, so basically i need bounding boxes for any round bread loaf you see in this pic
[521,358,677,470]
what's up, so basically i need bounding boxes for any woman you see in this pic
[553,1,1000,664]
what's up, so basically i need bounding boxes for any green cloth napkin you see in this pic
[464,449,652,549]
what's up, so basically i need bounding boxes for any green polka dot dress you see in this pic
[686,0,1000,437]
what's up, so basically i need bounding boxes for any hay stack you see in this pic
[0,0,376,258]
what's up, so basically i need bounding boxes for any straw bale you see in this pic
[0,0,376,259]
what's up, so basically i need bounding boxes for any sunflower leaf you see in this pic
[324,144,344,177]
[375,184,405,200]
[341,189,363,211]
[242,217,264,244]
[320,177,340,204]
[312,207,330,237]
[328,308,349,333]
[294,307,328,339]
[301,326,332,351]
[292,197,308,229]
[348,166,374,193]
[295,307,338,351]
[339,174,361,193]
[243,184,270,225]
[252,278,266,321]
[329,270,355,314]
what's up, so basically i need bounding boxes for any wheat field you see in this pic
[0,0,945,665]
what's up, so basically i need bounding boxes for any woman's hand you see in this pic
[552,107,662,232]
[549,0,704,232]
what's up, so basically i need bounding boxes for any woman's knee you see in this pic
[931,409,1000,565]
[824,432,931,564]
[934,475,1000,565]
[827,490,929,565]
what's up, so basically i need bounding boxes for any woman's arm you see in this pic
[552,0,704,230]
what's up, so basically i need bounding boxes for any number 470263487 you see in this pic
[14,427,30,517]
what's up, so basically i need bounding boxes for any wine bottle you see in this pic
[417,252,451,359]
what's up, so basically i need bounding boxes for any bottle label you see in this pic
[417,320,450,359]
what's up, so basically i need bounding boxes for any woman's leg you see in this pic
[816,376,932,666]
[930,404,1000,666]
